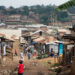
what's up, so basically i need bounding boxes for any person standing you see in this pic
[30,46,34,54]
[18,60,25,75]
[27,50,31,60]
[34,48,37,55]
[50,48,54,57]
[20,51,24,61]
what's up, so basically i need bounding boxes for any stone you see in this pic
[3,70,10,75]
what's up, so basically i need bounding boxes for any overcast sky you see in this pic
[0,0,69,8]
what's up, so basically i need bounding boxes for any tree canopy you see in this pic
[56,0,75,10]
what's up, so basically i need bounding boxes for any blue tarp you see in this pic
[32,41,36,45]
[59,43,63,55]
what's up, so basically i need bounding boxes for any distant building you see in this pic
[5,14,38,28]
[0,15,8,23]
[21,15,28,21]
[68,11,75,25]
[25,24,46,28]
[6,15,21,25]
[71,15,75,25]
[64,22,72,26]
[40,26,47,31]
[7,15,21,21]
[48,22,63,26]
[6,24,25,29]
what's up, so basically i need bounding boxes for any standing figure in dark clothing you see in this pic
[51,48,54,57]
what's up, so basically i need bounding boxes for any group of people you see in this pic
[19,45,37,61]
[15,47,55,75]
[14,45,37,75]
[17,48,54,75]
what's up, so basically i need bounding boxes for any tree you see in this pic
[22,6,29,15]
[56,0,75,10]
[9,6,14,10]
[0,6,5,10]
[40,14,49,24]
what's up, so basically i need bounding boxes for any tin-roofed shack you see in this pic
[0,34,14,63]
[33,36,59,57]
[0,29,21,55]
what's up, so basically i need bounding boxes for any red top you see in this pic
[33,52,35,56]
[18,64,24,73]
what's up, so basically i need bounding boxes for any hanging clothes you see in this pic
[3,44,6,56]
[59,43,63,56]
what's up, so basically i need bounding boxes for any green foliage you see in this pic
[48,60,53,62]
[22,6,29,15]
[0,5,73,24]
[58,17,70,22]
[55,67,62,73]
[44,54,48,58]
[56,11,70,22]
[0,6,5,10]
[56,0,75,10]
[40,14,49,24]
[51,63,59,67]
[9,6,14,9]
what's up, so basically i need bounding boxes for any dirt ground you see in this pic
[0,55,55,75]
[0,46,58,75]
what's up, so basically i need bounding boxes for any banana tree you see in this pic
[56,0,75,10]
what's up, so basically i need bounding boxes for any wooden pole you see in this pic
[0,40,2,64]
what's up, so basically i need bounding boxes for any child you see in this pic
[27,50,31,60]
[20,51,24,61]
[18,60,25,75]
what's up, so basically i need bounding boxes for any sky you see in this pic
[0,0,69,8]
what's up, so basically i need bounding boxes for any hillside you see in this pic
[0,5,74,25]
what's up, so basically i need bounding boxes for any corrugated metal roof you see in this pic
[33,36,45,43]
[44,36,57,44]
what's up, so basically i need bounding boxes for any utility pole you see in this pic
[0,39,2,64]
[49,11,57,26]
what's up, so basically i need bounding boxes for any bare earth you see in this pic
[0,56,52,75]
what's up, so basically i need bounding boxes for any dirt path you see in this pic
[9,55,52,75]
[0,56,55,75]
[23,61,49,75]
[13,56,50,75]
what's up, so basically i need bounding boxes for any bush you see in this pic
[44,54,48,58]
[36,56,41,59]
[55,67,62,73]
[51,63,59,67]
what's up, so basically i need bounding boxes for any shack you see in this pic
[0,35,14,63]
[63,25,75,75]
[33,36,59,55]
[33,36,45,52]
[43,36,58,54]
